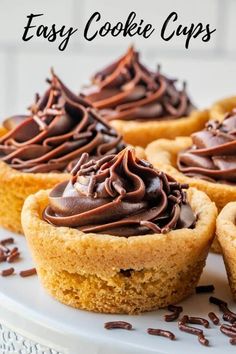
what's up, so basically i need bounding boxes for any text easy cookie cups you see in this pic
[81,46,209,147]
[0,71,126,234]
[22,148,216,314]
[216,202,236,300]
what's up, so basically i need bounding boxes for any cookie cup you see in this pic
[0,147,144,234]
[216,202,236,300]
[145,137,236,252]
[111,110,209,147]
[22,187,216,314]
[146,137,236,211]
[210,96,236,121]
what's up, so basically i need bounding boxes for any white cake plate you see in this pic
[0,227,235,354]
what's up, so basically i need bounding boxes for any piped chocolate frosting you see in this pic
[0,71,125,173]
[177,110,236,184]
[81,46,194,121]
[43,148,195,236]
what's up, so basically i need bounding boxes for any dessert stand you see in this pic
[0,228,235,354]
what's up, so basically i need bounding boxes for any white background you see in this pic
[0,0,235,119]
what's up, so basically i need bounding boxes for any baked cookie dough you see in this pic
[22,148,216,314]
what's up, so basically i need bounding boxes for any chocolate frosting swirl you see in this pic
[177,110,236,184]
[43,148,195,237]
[0,71,125,173]
[81,46,194,121]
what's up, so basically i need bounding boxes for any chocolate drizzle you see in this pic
[177,110,236,184]
[81,46,194,122]
[43,148,195,237]
[0,70,125,173]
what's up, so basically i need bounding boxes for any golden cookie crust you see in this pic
[22,188,216,314]
[210,96,236,121]
[0,161,68,234]
[111,110,209,147]
[0,126,7,137]
[145,137,236,253]
[0,146,144,234]
[216,202,236,300]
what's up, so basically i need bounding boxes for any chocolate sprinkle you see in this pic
[223,313,236,324]
[168,304,183,312]
[9,247,18,255]
[187,316,209,328]
[178,315,210,346]
[164,304,183,322]
[178,316,203,336]
[19,268,37,278]
[0,237,14,246]
[221,324,236,333]
[220,324,236,338]
[198,334,209,346]
[0,236,37,278]
[208,312,220,325]
[209,296,227,307]
[209,296,236,324]
[178,322,203,336]
[147,328,175,340]
[196,285,215,294]
[1,267,14,276]
[220,304,236,323]
[104,321,132,330]
[0,237,20,265]
[7,251,20,263]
